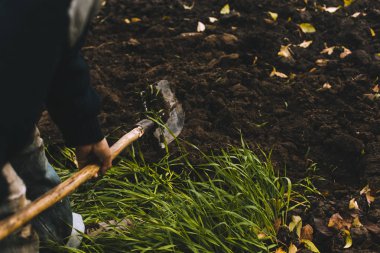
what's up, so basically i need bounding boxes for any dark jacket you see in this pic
[0,0,103,168]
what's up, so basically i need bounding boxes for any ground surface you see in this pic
[40,0,380,252]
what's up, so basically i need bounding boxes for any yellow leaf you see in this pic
[278,45,292,58]
[370,28,376,37]
[197,21,206,32]
[268,11,278,21]
[289,243,298,253]
[344,0,353,7]
[131,17,141,23]
[328,213,351,230]
[289,215,302,238]
[299,40,313,48]
[299,23,316,33]
[349,198,359,210]
[124,18,131,24]
[373,84,380,93]
[301,240,320,253]
[275,247,286,253]
[343,230,352,249]
[270,68,288,78]
[352,216,363,227]
[220,4,230,15]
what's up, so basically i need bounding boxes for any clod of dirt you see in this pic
[207,53,240,68]
[350,226,372,248]
[346,50,372,66]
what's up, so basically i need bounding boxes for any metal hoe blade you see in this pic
[153,80,185,148]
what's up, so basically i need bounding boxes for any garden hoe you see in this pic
[0,80,185,240]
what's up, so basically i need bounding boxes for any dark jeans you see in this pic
[0,129,73,252]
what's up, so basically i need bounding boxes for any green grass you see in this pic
[49,142,315,253]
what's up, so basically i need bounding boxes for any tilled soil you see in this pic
[40,0,380,252]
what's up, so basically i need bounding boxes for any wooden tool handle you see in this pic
[0,126,145,240]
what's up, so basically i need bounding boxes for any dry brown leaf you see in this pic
[299,40,313,48]
[373,84,380,93]
[270,68,288,78]
[363,93,380,101]
[301,224,314,240]
[275,247,286,253]
[328,213,351,230]
[131,17,141,23]
[289,243,298,253]
[315,59,329,66]
[321,46,335,55]
[340,47,352,58]
[278,45,292,58]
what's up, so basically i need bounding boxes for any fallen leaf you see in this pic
[301,239,320,253]
[363,93,380,100]
[351,12,361,18]
[220,4,230,15]
[209,17,218,23]
[340,46,352,58]
[328,213,350,230]
[352,216,363,227]
[270,68,288,78]
[301,224,314,240]
[182,1,194,10]
[321,46,335,55]
[370,28,376,37]
[124,18,131,24]
[131,17,141,23]
[315,59,329,67]
[349,198,359,210]
[275,247,286,253]
[299,40,313,48]
[360,185,370,194]
[317,82,332,91]
[343,230,352,249]
[289,243,298,253]
[278,45,292,58]
[344,0,353,7]
[197,21,206,32]
[180,32,203,38]
[323,6,341,13]
[299,23,316,33]
[268,11,278,21]
[373,84,380,93]
[289,215,302,238]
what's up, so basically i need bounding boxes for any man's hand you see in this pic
[75,138,112,176]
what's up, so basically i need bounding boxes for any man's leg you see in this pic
[10,129,83,250]
[0,163,39,253]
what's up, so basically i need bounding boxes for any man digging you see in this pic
[0,0,112,252]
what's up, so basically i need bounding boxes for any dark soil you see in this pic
[39,0,380,252]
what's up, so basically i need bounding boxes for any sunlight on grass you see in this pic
[50,142,316,253]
